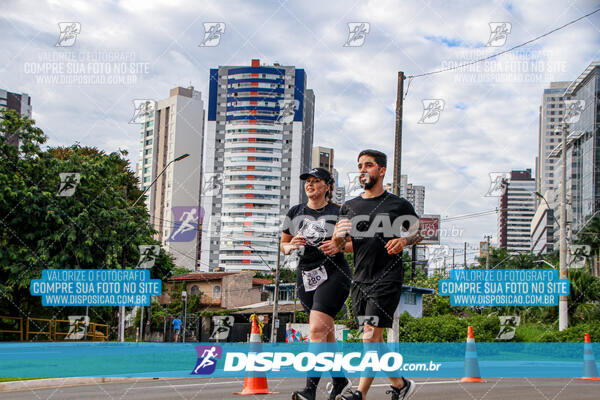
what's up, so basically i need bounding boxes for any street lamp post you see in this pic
[182,291,187,343]
[534,259,557,269]
[534,191,551,210]
[132,153,190,207]
[117,153,191,342]
[559,124,568,331]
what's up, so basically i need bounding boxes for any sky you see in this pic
[1,0,599,264]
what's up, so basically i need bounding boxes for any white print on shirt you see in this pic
[299,218,327,247]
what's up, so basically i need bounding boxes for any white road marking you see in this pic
[370,380,459,387]
[129,379,283,390]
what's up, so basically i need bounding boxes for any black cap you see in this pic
[300,167,333,184]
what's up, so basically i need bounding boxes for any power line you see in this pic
[441,208,505,222]
[407,7,600,79]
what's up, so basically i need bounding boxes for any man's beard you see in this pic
[360,173,378,190]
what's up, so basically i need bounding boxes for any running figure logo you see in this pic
[202,173,223,196]
[56,22,81,47]
[426,245,450,272]
[137,245,160,269]
[57,173,81,197]
[169,207,203,242]
[199,23,225,47]
[495,315,520,340]
[130,99,155,124]
[346,172,364,197]
[563,100,585,124]
[418,99,445,124]
[356,315,379,339]
[191,345,222,375]
[209,316,234,340]
[65,315,90,340]
[276,100,300,124]
[486,22,511,47]
[344,23,370,47]
[484,172,510,197]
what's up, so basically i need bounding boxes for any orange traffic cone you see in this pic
[577,333,600,381]
[460,326,484,383]
[234,314,275,395]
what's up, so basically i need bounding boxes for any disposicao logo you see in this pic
[223,351,404,373]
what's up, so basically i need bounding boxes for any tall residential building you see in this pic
[498,169,536,252]
[536,81,571,203]
[135,86,205,270]
[0,89,32,146]
[399,175,408,198]
[551,61,600,237]
[530,202,554,255]
[312,146,333,172]
[201,59,315,272]
[331,168,345,204]
[312,148,345,203]
[399,175,425,216]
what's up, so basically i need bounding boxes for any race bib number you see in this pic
[302,266,328,292]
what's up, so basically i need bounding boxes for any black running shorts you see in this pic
[351,279,403,328]
[297,263,351,319]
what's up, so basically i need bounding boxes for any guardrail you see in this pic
[26,317,53,341]
[0,316,23,341]
[0,316,108,342]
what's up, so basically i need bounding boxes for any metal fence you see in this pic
[0,316,108,342]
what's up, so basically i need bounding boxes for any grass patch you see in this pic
[0,377,49,382]
[513,324,554,342]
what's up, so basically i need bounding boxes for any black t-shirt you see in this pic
[340,191,419,283]
[282,202,347,271]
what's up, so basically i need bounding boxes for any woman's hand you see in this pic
[289,234,306,250]
[319,240,340,255]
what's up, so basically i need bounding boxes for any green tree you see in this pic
[477,246,540,269]
[0,109,176,332]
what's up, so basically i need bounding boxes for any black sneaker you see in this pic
[328,378,352,400]
[292,388,315,400]
[386,378,416,400]
[335,388,362,400]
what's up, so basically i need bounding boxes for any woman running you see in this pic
[281,167,352,400]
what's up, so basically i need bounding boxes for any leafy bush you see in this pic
[397,313,500,342]
[537,321,600,342]
[295,311,308,323]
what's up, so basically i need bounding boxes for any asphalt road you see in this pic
[1,377,599,399]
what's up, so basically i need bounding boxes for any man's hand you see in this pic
[385,238,407,255]
[333,218,352,250]
[319,240,341,255]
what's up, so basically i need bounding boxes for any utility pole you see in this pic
[392,71,405,195]
[464,242,467,268]
[559,123,568,331]
[119,185,127,343]
[270,235,281,343]
[452,248,455,271]
[486,236,491,269]
[139,306,144,342]
[411,245,417,282]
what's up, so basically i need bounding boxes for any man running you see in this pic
[172,315,182,342]
[333,149,423,400]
